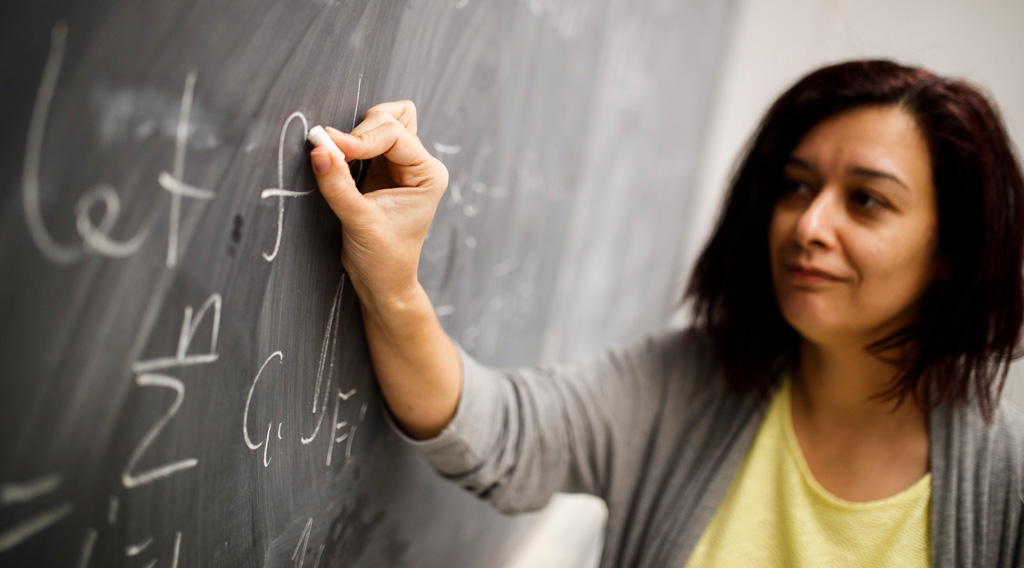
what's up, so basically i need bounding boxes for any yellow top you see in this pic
[684,378,930,567]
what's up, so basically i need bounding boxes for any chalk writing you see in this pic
[432,141,462,161]
[23,22,216,268]
[122,374,198,488]
[107,497,118,525]
[77,529,98,568]
[449,143,492,218]
[242,276,365,469]
[326,389,363,466]
[11,16,405,565]
[0,476,72,553]
[292,517,324,568]
[431,138,512,224]
[126,535,154,556]
[0,475,60,505]
[161,71,215,268]
[244,351,284,467]
[74,182,148,257]
[301,276,346,445]
[349,74,365,182]
[72,502,182,567]
[261,111,313,262]
[22,22,146,264]
[123,531,181,568]
[20,20,75,262]
[133,293,222,374]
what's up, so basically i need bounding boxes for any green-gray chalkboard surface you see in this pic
[0,0,735,565]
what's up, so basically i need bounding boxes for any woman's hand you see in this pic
[310,101,461,440]
[310,100,448,309]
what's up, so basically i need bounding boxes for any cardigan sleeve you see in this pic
[930,398,1024,568]
[386,329,684,513]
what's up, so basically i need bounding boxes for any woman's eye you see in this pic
[850,190,886,209]
[781,179,812,195]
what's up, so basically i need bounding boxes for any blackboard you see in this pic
[0,0,736,565]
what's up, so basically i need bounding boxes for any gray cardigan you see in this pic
[397,328,1024,567]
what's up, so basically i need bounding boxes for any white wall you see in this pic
[688,0,1024,408]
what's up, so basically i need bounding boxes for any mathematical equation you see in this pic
[3,2,557,557]
[2,21,371,566]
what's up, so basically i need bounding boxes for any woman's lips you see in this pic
[784,263,844,284]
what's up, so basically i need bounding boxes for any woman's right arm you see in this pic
[309,100,461,441]
[308,101,677,514]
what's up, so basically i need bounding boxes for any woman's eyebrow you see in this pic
[787,157,908,191]
[849,166,908,190]
[784,157,816,173]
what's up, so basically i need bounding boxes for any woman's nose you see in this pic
[793,191,838,250]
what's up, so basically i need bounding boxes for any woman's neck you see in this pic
[792,339,923,425]
[789,338,930,501]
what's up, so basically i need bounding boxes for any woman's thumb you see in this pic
[308,126,366,224]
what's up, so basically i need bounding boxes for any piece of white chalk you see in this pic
[308,125,345,160]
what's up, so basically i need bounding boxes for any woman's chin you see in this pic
[779,305,849,345]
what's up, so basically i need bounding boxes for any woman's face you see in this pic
[768,105,941,348]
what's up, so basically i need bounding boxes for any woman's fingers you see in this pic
[329,100,418,157]
[325,128,362,162]
[327,109,445,192]
[354,119,428,167]
[357,100,418,136]
[331,100,421,162]
[309,100,446,306]
[309,141,368,227]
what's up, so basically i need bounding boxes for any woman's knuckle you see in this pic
[381,119,403,138]
[435,161,449,188]
[362,120,397,146]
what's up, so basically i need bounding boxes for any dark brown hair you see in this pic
[686,60,1024,420]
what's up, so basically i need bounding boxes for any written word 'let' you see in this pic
[22,22,214,268]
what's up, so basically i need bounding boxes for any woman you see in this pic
[308,60,1024,566]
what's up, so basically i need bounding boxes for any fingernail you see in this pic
[311,148,332,173]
